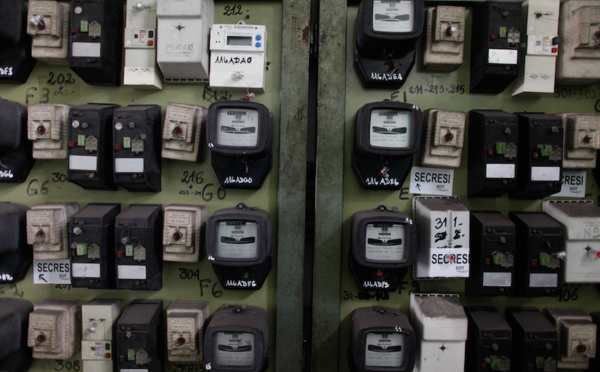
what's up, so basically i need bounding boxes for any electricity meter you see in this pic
[166,300,209,363]
[82,298,122,372]
[509,212,564,297]
[67,103,120,190]
[70,203,121,289]
[115,204,162,290]
[544,307,597,369]
[69,0,124,86]
[157,0,214,83]
[354,0,424,89]
[209,22,267,91]
[204,305,269,372]
[206,101,273,189]
[349,205,416,292]
[0,299,33,372]
[0,98,34,183]
[512,0,560,96]
[27,103,71,160]
[0,0,36,84]
[163,203,206,263]
[422,6,465,71]
[556,0,600,85]
[412,196,470,279]
[27,0,70,63]
[161,102,207,163]
[349,306,416,372]
[542,200,600,284]
[206,203,272,290]
[113,104,162,192]
[557,113,600,169]
[353,101,422,189]
[0,202,31,283]
[419,109,465,168]
[116,299,164,372]
[409,293,467,372]
[470,2,521,93]
[465,307,512,372]
[123,0,163,89]
[505,307,558,372]
[27,202,79,260]
[28,298,81,360]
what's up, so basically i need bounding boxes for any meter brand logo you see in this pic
[214,56,253,65]
[362,280,390,289]
[0,67,13,76]
[370,72,403,81]
[226,279,257,287]
[0,170,14,179]
[224,176,253,184]
[165,43,194,52]
[365,177,400,186]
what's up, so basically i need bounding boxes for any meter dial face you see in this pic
[369,110,412,149]
[365,223,405,262]
[216,221,258,259]
[216,109,259,147]
[214,331,255,367]
[372,0,414,33]
[365,332,405,367]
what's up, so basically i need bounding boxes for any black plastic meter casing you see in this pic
[204,305,269,372]
[465,306,512,372]
[113,105,162,192]
[353,102,422,190]
[0,99,35,183]
[0,202,31,283]
[69,0,124,86]
[206,101,273,190]
[348,306,416,372]
[206,203,272,290]
[0,298,33,372]
[0,0,36,84]
[68,103,120,190]
[69,203,121,289]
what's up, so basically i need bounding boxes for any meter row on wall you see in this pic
[354,0,600,93]
[0,98,273,190]
[0,297,269,372]
[348,199,600,295]
[349,294,599,372]
[0,0,268,91]
[0,201,273,290]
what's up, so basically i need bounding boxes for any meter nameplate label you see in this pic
[529,273,558,288]
[117,265,147,280]
[372,0,414,33]
[552,170,586,197]
[531,167,561,181]
[72,263,101,278]
[365,223,405,262]
[364,332,405,367]
[69,155,98,171]
[33,259,71,284]
[115,158,144,173]
[482,272,512,287]
[214,332,255,367]
[410,167,453,195]
[369,110,412,149]
[217,221,258,259]
[72,42,102,58]
[488,49,518,65]
[486,164,515,179]
[216,109,259,147]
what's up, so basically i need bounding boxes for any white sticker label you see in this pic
[72,263,101,278]
[115,158,144,173]
[531,166,561,181]
[410,167,453,195]
[415,248,470,278]
[69,155,98,171]
[529,273,558,288]
[117,265,147,280]
[485,164,516,179]
[552,170,586,197]
[72,42,102,57]
[33,259,71,284]
[483,272,512,287]
[488,49,518,64]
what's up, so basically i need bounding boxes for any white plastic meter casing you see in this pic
[422,6,466,70]
[556,1,600,85]
[542,200,600,284]
[27,202,79,260]
[27,103,71,159]
[210,22,267,92]
[420,109,465,168]
[157,0,214,83]
[81,299,122,372]
[410,293,468,372]
[558,113,600,169]
[27,298,81,360]
[124,0,163,89]
[544,307,597,369]
[166,301,209,362]
[27,0,70,64]
[161,103,208,163]
[163,203,206,263]
[512,0,560,95]
[413,196,470,279]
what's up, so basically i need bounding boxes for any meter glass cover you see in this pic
[216,221,258,259]
[372,0,414,33]
[214,331,255,367]
[365,223,405,261]
[227,36,253,46]
[216,109,259,147]
[364,332,405,367]
[369,109,412,149]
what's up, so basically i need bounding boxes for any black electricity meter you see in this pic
[206,101,273,189]
[206,203,272,290]
[0,0,36,84]
[0,298,33,372]
[353,101,422,190]
[0,98,35,183]
[348,306,416,372]
[0,202,31,283]
[349,205,416,292]
[465,306,512,372]
[204,305,269,372]
[67,103,120,190]
[355,0,424,89]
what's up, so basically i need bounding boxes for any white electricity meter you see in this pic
[420,109,465,168]
[27,0,70,63]
[558,113,600,169]
[210,22,267,92]
[163,203,206,263]
[27,202,79,260]
[166,300,209,363]
[422,6,466,70]
[544,307,597,369]
[161,103,208,163]
[27,103,71,159]
[81,299,122,372]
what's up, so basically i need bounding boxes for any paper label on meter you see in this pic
[369,110,412,148]
[216,109,259,147]
[365,223,405,261]
[365,332,405,367]
[214,332,255,367]
[217,221,258,259]
[372,0,414,33]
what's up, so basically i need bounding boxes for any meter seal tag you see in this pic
[552,170,586,198]
[410,166,453,195]
[33,259,72,284]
